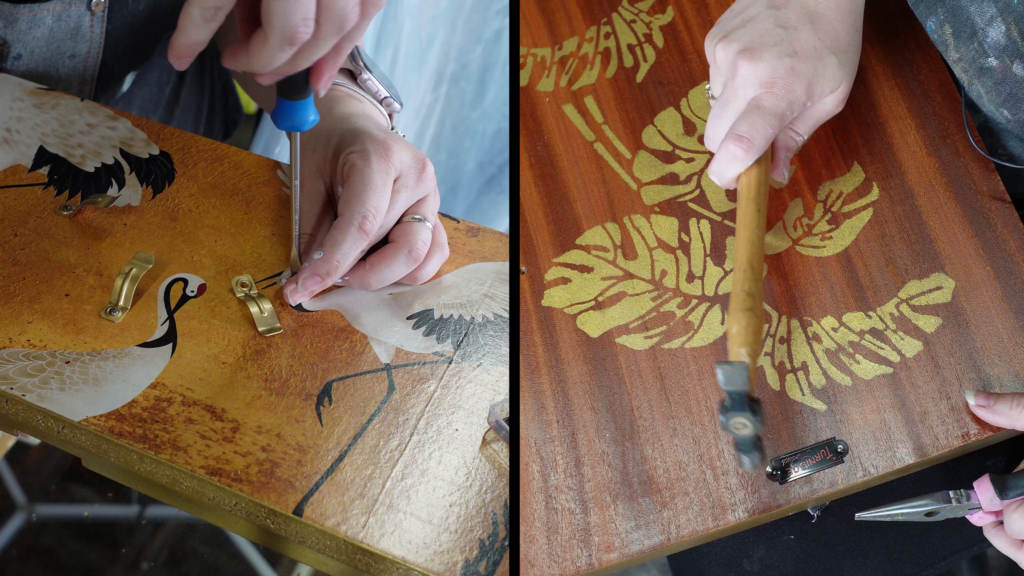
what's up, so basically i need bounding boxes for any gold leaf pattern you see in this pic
[542,214,736,350]
[632,84,719,206]
[519,0,675,92]
[764,162,880,256]
[541,81,953,412]
[758,273,955,410]
[631,83,880,254]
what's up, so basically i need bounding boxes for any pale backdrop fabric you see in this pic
[251,0,511,232]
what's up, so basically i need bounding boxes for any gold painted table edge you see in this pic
[0,393,430,576]
[580,428,1020,575]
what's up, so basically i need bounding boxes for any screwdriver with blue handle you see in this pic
[269,70,320,276]
[855,468,1024,522]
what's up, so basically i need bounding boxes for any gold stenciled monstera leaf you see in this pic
[543,81,950,412]
[764,162,880,256]
[631,83,733,212]
[542,213,739,350]
[631,83,881,255]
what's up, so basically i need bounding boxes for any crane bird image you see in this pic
[0,73,176,209]
[290,261,509,517]
[0,274,206,422]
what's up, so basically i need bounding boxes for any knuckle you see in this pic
[285,18,317,48]
[824,95,848,117]
[731,48,762,75]
[414,156,436,184]
[777,127,806,156]
[750,86,804,124]
[712,38,733,67]
[350,208,382,245]
[406,235,431,265]
[320,256,345,279]
[366,141,403,175]
[720,131,759,159]
[703,35,716,63]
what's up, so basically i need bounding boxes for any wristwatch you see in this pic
[338,46,403,122]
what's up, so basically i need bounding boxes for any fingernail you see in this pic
[169,58,190,71]
[285,284,311,305]
[708,172,722,187]
[299,275,323,293]
[967,389,995,407]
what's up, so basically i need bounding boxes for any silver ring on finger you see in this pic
[400,214,434,232]
[705,82,716,102]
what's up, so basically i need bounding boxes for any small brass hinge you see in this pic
[232,275,283,336]
[56,194,118,218]
[100,252,155,322]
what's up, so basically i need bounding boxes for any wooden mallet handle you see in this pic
[726,148,772,381]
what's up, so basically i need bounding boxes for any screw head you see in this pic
[61,204,74,213]
[520,267,526,275]
[837,445,845,453]
[106,307,120,316]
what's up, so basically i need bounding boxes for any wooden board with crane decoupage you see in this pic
[522,0,1024,574]
[0,72,509,576]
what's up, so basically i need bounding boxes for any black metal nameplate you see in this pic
[766,437,849,485]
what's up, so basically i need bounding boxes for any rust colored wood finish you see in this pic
[0,76,509,575]
[521,1,1024,574]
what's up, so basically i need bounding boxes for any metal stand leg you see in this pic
[0,450,279,575]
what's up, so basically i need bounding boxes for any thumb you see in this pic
[706,91,799,189]
[967,390,1024,431]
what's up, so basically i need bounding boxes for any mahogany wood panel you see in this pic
[520,1,1024,574]
[0,74,509,576]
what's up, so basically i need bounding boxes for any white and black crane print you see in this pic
[0,274,206,422]
[290,262,509,518]
[0,73,175,207]
[298,261,510,366]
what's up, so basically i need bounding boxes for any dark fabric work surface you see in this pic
[668,433,1024,576]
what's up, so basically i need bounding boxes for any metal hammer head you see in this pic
[715,362,765,472]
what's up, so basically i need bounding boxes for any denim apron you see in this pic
[0,0,106,99]
[909,0,1024,164]
[0,0,240,141]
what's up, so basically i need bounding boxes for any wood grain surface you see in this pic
[0,75,509,576]
[521,1,1024,574]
